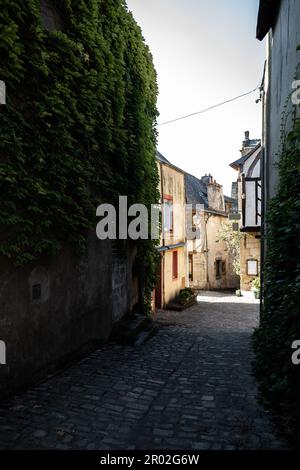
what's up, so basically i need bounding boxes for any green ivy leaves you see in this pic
[253,105,300,447]
[0,0,159,277]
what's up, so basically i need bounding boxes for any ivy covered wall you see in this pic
[0,0,159,303]
[253,116,300,447]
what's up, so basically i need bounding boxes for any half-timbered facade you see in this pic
[230,132,262,292]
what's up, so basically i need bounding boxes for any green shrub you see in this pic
[253,116,300,447]
[178,287,194,305]
[251,277,260,292]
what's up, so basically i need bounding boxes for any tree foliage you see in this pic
[0,0,159,305]
[218,223,243,275]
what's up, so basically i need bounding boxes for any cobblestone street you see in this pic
[0,292,285,450]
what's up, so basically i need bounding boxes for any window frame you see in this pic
[172,250,178,280]
[163,194,174,234]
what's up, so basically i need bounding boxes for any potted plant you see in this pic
[178,287,196,306]
[166,288,197,311]
[251,277,260,299]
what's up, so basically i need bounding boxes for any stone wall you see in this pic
[240,233,260,291]
[207,183,225,212]
[189,215,240,291]
[0,234,137,399]
[191,252,208,290]
[112,243,138,323]
[163,247,186,305]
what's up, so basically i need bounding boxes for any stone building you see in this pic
[154,152,187,309]
[230,132,262,292]
[185,173,239,291]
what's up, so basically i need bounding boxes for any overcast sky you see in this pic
[126,0,265,195]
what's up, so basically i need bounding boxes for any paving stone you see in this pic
[192,441,211,450]
[0,292,287,450]
[153,428,174,437]
[32,430,47,438]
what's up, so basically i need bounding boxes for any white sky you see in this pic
[126,0,265,195]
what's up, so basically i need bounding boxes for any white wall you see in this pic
[245,180,261,227]
[265,0,300,199]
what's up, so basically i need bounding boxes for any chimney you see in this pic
[240,131,251,156]
[201,173,213,185]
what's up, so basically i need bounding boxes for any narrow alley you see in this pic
[0,293,285,450]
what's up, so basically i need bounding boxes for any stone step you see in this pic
[133,324,159,347]
[111,314,152,345]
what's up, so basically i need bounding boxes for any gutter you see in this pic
[158,242,186,253]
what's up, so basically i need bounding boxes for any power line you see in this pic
[158,85,261,126]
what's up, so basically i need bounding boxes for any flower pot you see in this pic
[254,290,260,299]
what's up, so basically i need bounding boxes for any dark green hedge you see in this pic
[253,116,300,447]
[0,1,159,305]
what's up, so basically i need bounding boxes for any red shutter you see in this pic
[172,251,178,279]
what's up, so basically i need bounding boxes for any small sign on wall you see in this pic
[247,259,258,276]
[228,213,241,221]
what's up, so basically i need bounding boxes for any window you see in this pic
[247,259,258,276]
[216,259,222,280]
[32,284,42,301]
[189,254,193,282]
[163,195,173,233]
[172,251,178,280]
[222,261,226,275]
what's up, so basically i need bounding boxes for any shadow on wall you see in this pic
[0,234,138,400]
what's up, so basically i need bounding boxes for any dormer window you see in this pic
[40,0,63,32]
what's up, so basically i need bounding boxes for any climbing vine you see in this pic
[0,1,160,306]
[218,223,243,275]
[253,55,300,447]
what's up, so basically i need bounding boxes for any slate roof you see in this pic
[157,150,232,216]
[156,150,170,165]
[229,154,249,171]
[156,151,185,174]
[184,172,209,209]
[230,142,261,171]
[224,195,237,204]
[224,195,238,211]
